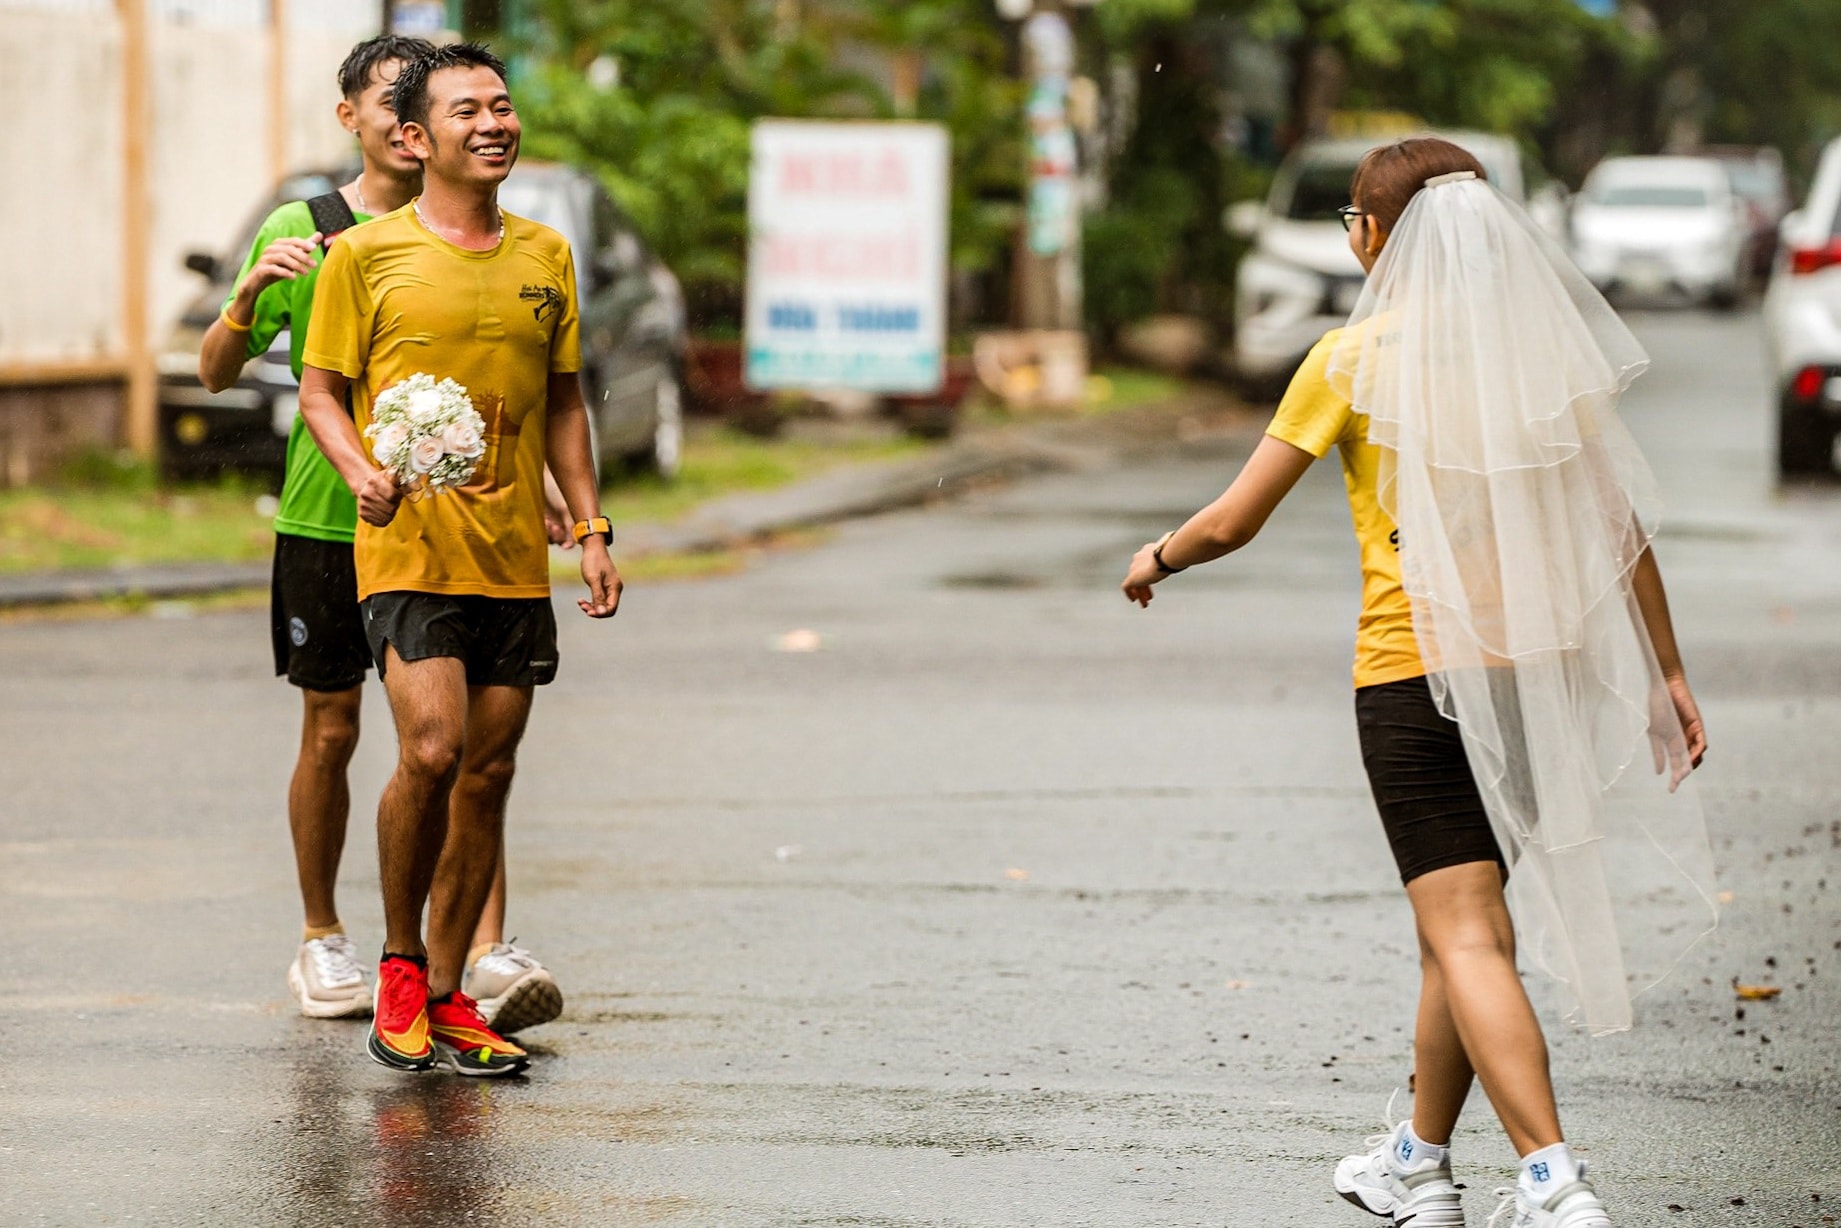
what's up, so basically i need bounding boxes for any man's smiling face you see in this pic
[347,57,421,177]
[406,64,520,187]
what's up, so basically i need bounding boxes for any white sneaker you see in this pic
[1486,1167,1612,1228]
[1334,1120,1466,1227]
[286,933,372,1018]
[464,941,562,1034]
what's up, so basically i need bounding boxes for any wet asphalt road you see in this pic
[2,309,1837,1226]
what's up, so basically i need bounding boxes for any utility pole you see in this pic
[269,0,289,181]
[118,0,155,457]
[1013,0,1081,331]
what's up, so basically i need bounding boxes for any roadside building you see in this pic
[0,0,378,483]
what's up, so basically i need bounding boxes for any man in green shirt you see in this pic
[199,36,570,1036]
[198,34,430,1021]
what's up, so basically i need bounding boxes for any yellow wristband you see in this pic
[219,306,254,334]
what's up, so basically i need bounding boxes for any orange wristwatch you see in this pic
[571,516,613,545]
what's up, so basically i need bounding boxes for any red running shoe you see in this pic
[427,991,529,1077]
[367,954,436,1072]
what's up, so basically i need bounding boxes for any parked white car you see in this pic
[1229,132,1524,389]
[1569,156,1747,308]
[1762,136,1841,474]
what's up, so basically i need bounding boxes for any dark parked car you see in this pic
[1710,145,1791,283]
[160,161,687,482]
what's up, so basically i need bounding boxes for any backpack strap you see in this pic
[305,190,360,252]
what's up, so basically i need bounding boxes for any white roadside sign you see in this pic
[745,120,950,394]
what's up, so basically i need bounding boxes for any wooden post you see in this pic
[269,0,289,181]
[119,0,156,457]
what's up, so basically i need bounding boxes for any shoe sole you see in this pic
[433,1039,529,1078]
[288,963,373,1020]
[1335,1186,1395,1219]
[367,1028,436,1073]
[1334,1176,1464,1228]
[478,972,562,1035]
[1334,1160,1396,1219]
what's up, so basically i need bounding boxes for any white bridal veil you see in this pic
[1326,170,1719,1033]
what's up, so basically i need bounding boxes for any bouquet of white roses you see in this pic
[365,373,487,495]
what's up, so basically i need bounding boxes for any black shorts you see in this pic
[1355,675,1507,885]
[362,591,558,688]
[270,534,371,692]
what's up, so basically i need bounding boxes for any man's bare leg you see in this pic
[290,687,362,931]
[376,648,469,960]
[470,847,508,954]
[427,684,533,998]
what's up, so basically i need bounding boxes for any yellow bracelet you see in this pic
[219,307,254,334]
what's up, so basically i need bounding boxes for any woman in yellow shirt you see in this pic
[1121,138,1715,1228]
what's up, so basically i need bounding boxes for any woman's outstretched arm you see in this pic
[1121,435,1317,607]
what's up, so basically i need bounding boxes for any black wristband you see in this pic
[1153,532,1187,574]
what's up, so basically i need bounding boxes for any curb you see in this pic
[0,561,272,609]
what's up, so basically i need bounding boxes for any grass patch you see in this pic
[1083,366,1188,414]
[598,424,924,525]
[0,472,277,574]
[0,427,918,576]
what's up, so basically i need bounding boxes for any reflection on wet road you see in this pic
[2,308,1836,1225]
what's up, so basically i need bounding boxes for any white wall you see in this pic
[0,10,125,363]
[0,0,379,370]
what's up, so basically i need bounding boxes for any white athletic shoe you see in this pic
[286,933,372,1018]
[464,941,563,1034]
[1486,1168,1613,1228]
[1334,1120,1466,1227]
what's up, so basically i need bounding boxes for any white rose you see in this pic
[408,389,444,422]
[408,435,445,474]
[370,423,408,461]
[441,419,485,459]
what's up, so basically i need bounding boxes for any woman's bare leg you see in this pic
[1406,861,1563,1156]
[1408,943,1475,1146]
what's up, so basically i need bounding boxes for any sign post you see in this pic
[744,121,951,395]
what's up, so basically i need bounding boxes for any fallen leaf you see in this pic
[1224,980,1250,990]
[1717,890,1735,904]
[1734,984,1782,1001]
[1004,867,1030,881]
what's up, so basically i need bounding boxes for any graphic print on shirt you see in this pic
[519,283,564,324]
[459,388,523,496]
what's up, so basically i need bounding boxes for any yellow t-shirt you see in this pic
[1265,328,1426,690]
[303,204,581,601]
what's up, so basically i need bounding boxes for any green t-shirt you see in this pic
[224,198,372,544]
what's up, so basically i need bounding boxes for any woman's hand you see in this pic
[1668,674,1707,775]
[1121,542,1168,608]
[1650,673,1707,792]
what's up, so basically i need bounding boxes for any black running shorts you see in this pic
[361,591,559,688]
[1355,675,1507,885]
[270,533,372,692]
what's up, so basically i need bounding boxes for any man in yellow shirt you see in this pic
[300,43,620,1078]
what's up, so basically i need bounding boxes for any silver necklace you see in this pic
[352,174,370,214]
[412,197,504,248]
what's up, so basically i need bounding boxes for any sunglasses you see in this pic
[1337,205,1366,233]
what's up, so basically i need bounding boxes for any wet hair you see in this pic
[1351,137,1489,235]
[393,42,510,134]
[336,35,436,101]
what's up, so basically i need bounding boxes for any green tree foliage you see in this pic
[1641,0,1841,175]
[509,0,1021,327]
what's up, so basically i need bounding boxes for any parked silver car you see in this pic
[1228,132,1525,390]
[1568,156,1747,309]
[160,161,687,482]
